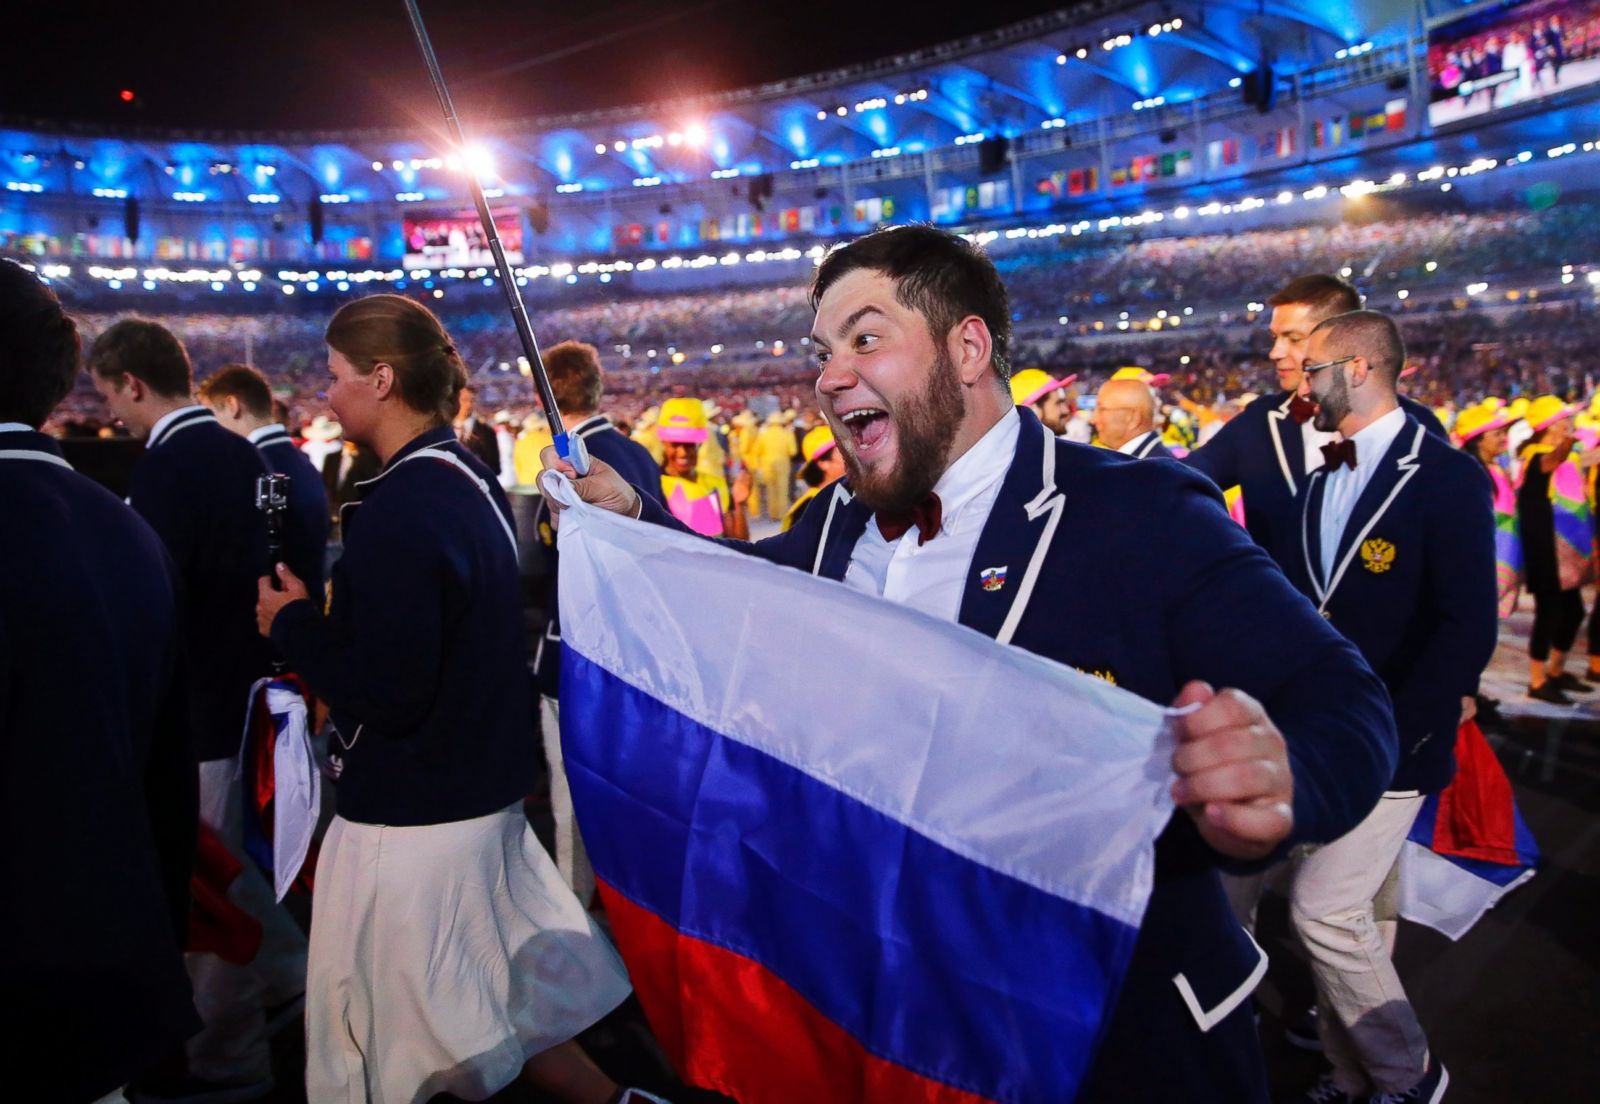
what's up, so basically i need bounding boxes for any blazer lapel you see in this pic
[1323,418,1426,606]
[1265,393,1303,497]
[812,483,869,581]
[1300,471,1329,599]
[958,410,1066,645]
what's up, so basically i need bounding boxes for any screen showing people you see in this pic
[1428,0,1599,126]
[402,207,525,268]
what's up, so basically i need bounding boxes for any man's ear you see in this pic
[950,315,994,388]
[124,374,146,402]
[225,395,243,421]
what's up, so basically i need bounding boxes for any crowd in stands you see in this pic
[40,199,1600,441]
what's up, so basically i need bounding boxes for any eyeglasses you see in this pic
[1302,355,1356,376]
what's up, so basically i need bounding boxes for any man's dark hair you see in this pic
[544,340,605,414]
[0,259,81,428]
[197,363,274,419]
[1311,309,1405,386]
[1267,274,1362,324]
[810,224,1013,383]
[86,317,193,399]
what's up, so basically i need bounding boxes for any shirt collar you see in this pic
[1345,406,1407,472]
[384,424,458,469]
[146,403,212,448]
[1116,430,1154,456]
[931,406,1019,530]
[0,421,35,434]
[247,422,289,444]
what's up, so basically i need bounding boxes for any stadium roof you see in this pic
[5,1,1473,137]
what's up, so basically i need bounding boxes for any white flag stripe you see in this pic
[555,489,1177,926]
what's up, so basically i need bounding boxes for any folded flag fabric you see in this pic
[1399,719,1538,941]
[552,485,1178,1104]
[238,675,320,901]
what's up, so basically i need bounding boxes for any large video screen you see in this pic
[1428,0,1600,126]
[403,207,523,268]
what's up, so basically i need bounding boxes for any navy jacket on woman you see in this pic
[1,427,200,1101]
[249,422,331,599]
[272,426,537,826]
[638,409,1397,1103]
[1186,390,1445,558]
[1280,413,1499,794]
[128,405,276,761]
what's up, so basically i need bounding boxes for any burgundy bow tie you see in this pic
[1321,439,1357,473]
[876,492,943,545]
[1289,396,1318,424]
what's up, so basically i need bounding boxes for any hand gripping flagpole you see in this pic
[400,0,589,474]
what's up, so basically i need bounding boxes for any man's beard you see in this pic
[841,346,964,512]
[1311,370,1349,432]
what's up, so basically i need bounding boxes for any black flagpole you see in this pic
[400,0,589,473]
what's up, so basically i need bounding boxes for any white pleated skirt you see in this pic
[305,803,632,1104]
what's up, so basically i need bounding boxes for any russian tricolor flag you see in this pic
[1399,719,1539,941]
[552,488,1179,1103]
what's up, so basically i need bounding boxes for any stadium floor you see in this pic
[249,599,1597,1104]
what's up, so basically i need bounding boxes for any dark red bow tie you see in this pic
[1321,439,1357,473]
[1289,396,1318,424]
[876,492,943,545]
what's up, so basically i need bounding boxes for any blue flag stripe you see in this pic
[563,650,1138,1102]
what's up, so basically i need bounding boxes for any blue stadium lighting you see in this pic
[306,281,319,291]
[870,147,902,158]
[555,183,584,193]
[710,168,740,179]
[953,133,986,145]
[338,281,351,291]
[790,158,820,170]
[172,191,206,202]
[92,187,128,198]
[319,193,350,203]
[5,181,44,192]
[395,191,425,201]
[632,176,663,187]
[142,280,156,290]
[247,193,280,204]
[243,282,256,291]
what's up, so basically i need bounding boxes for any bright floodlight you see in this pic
[462,144,495,178]
[685,123,708,148]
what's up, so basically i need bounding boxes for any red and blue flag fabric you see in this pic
[238,674,320,901]
[552,486,1179,1104]
[1399,719,1539,940]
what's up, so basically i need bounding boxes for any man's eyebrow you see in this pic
[835,305,888,341]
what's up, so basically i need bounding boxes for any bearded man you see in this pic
[543,224,1397,1102]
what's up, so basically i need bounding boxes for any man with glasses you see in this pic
[1278,310,1496,1104]
[1186,275,1443,561]
[1092,375,1172,458]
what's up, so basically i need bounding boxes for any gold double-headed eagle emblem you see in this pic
[1360,537,1396,574]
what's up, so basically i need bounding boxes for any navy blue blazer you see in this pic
[640,409,1396,1102]
[1186,390,1445,559]
[1281,414,1499,794]
[273,426,538,826]
[1126,431,1175,459]
[251,424,331,600]
[535,414,665,698]
[1,428,200,1100]
[128,407,277,761]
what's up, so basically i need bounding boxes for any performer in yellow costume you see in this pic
[752,411,798,522]
[656,397,749,538]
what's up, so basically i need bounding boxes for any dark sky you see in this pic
[2,0,1076,133]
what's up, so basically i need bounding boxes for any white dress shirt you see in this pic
[1117,431,1156,456]
[1300,418,1340,478]
[1319,406,1406,583]
[843,407,1019,623]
